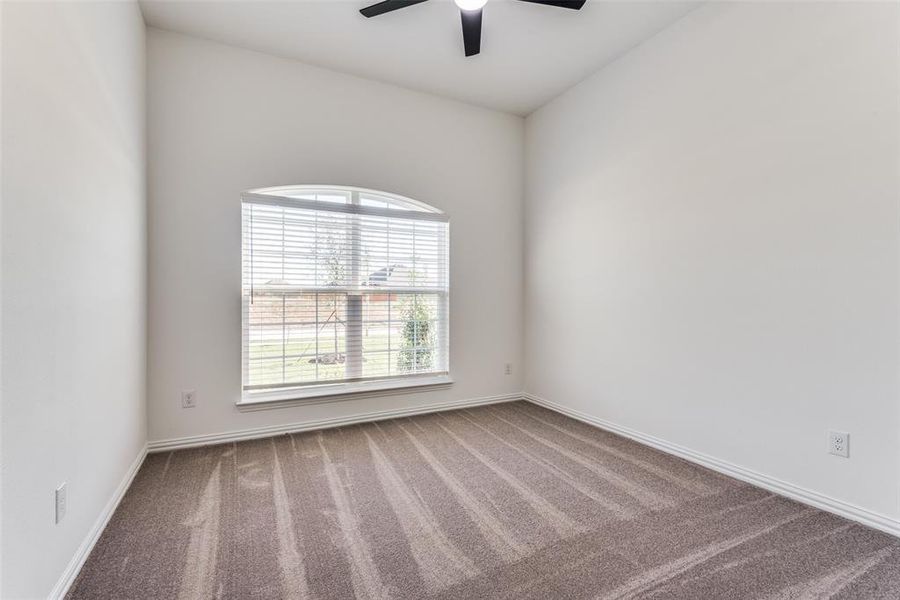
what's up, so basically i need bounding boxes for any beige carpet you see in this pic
[67,401,900,599]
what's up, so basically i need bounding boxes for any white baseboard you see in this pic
[524,393,900,539]
[148,393,522,453]
[48,445,148,600]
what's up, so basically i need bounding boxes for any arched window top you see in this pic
[246,185,446,220]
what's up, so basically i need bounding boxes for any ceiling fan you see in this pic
[359,0,587,57]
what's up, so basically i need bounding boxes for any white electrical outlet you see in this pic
[55,483,67,524]
[828,430,850,458]
[182,390,197,408]
[505,363,512,375]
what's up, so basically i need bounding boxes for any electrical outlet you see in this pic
[182,390,197,409]
[505,363,512,375]
[828,430,850,458]
[55,483,67,524]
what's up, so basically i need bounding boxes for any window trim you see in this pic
[240,185,450,406]
[236,373,454,411]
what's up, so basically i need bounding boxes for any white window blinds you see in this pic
[241,187,449,397]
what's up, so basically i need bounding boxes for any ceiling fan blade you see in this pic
[460,8,482,57]
[360,0,429,18]
[517,0,586,9]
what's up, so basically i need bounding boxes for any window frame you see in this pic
[239,185,451,408]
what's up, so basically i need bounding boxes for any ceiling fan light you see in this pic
[454,0,487,11]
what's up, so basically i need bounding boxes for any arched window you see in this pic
[241,186,450,404]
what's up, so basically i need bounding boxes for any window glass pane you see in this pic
[359,192,426,211]
[359,196,389,209]
[359,292,442,379]
[245,292,348,387]
[259,189,352,204]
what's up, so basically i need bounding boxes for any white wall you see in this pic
[1,2,147,598]
[525,2,900,520]
[147,29,524,443]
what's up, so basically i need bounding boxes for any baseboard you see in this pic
[148,392,522,453]
[524,393,900,539]
[48,444,148,600]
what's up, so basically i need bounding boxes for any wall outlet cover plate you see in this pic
[828,430,850,458]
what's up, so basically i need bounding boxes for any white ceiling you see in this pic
[139,0,699,116]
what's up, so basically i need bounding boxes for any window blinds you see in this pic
[241,189,449,395]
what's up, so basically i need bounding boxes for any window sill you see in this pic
[236,374,454,412]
